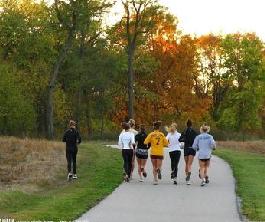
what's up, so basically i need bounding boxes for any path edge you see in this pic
[215,155,248,222]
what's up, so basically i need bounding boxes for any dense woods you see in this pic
[1,0,265,140]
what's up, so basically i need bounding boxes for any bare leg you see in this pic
[184,156,189,175]
[205,160,210,183]
[157,159,163,172]
[151,159,158,182]
[142,159,147,169]
[199,161,206,179]
[187,155,194,173]
[137,158,142,180]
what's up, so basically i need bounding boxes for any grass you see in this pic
[0,139,123,221]
[217,140,265,155]
[0,137,65,192]
[215,148,265,221]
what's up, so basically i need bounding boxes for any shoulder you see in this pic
[64,129,72,134]
[158,132,165,137]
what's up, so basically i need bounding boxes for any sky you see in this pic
[107,0,265,40]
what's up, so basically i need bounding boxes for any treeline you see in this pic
[0,0,265,140]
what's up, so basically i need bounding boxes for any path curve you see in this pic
[77,146,241,222]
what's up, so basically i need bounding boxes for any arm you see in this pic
[131,133,135,146]
[163,135,169,147]
[118,134,123,148]
[211,137,216,150]
[77,131,81,144]
[62,131,67,142]
[192,136,199,151]
[166,134,169,141]
[144,133,151,145]
[178,131,185,142]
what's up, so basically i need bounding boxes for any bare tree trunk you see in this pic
[127,46,135,119]
[85,99,92,139]
[46,29,74,139]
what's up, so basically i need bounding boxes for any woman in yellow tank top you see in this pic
[144,121,168,185]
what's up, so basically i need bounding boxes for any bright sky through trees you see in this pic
[107,0,265,40]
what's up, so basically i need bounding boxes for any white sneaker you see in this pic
[67,173,73,180]
[153,180,158,185]
[186,180,191,185]
[139,177,144,182]
[201,179,206,187]
[73,174,78,179]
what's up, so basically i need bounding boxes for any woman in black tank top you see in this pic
[135,125,150,182]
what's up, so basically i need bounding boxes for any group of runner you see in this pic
[118,119,216,186]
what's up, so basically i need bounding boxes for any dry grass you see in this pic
[0,136,65,192]
[217,140,265,155]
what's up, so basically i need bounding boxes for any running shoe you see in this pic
[139,177,144,182]
[186,172,191,181]
[142,171,147,178]
[205,176,209,184]
[201,179,206,187]
[153,180,158,185]
[157,169,162,180]
[67,173,73,180]
[186,172,191,185]
[173,178,177,185]
[124,175,129,182]
[73,174,78,179]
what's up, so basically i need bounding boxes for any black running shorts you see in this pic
[199,158,210,162]
[184,148,196,156]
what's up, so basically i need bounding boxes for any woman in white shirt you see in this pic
[166,123,181,185]
[118,122,135,182]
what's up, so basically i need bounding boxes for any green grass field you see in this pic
[0,142,123,221]
[215,148,265,221]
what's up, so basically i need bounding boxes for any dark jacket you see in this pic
[135,131,150,149]
[179,127,198,149]
[63,128,81,150]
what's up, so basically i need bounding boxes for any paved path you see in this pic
[77,147,241,222]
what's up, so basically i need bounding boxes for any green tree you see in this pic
[0,64,36,135]
[46,0,112,139]
[218,34,265,137]
[120,0,161,118]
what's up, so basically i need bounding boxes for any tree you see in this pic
[121,0,160,118]
[196,35,232,120]
[47,0,112,139]
[0,64,36,135]
[218,34,265,137]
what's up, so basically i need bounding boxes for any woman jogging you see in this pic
[135,125,149,182]
[166,123,181,185]
[192,124,216,186]
[62,120,81,181]
[118,122,135,182]
[144,121,168,185]
[179,119,198,185]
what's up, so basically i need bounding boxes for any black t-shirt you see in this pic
[135,131,149,150]
[179,127,198,149]
[63,128,81,149]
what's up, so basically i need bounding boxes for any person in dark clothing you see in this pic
[63,120,81,180]
[135,125,150,182]
[179,119,198,185]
